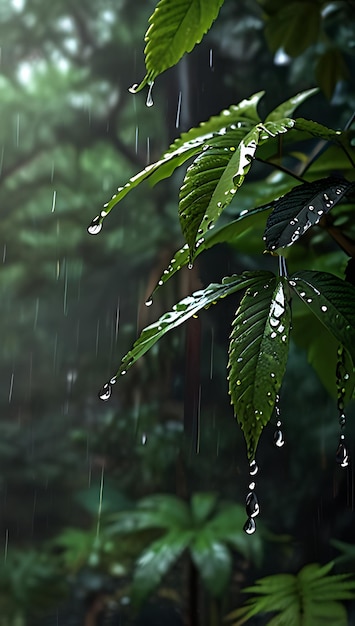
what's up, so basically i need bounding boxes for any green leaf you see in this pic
[264,177,354,251]
[131,530,192,605]
[190,492,218,525]
[190,533,232,597]
[114,272,265,379]
[265,88,319,122]
[228,277,291,460]
[264,2,321,56]
[294,118,343,142]
[139,494,192,528]
[291,306,355,401]
[134,0,225,91]
[227,562,355,626]
[180,126,263,259]
[90,94,264,231]
[289,270,355,365]
[207,504,263,566]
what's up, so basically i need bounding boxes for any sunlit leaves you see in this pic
[115,272,264,378]
[289,270,355,365]
[228,277,291,461]
[264,177,354,251]
[133,0,225,91]
[227,561,355,626]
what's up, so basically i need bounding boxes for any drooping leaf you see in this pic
[264,177,354,251]
[289,270,355,365]
[265,88,318,122]
[131,530,193,606]
[228,277,291,460]
[133,0,225,91]
[190,532,232,597]
[114,272,266,379]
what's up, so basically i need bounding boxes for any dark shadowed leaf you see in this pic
[228,277,291,460]
[264,177,354,251]
[264,2,321,56]
[133,0,225,91]
[131,530,193,605]
[190,532,232,597]
[315,48,349,100]
[115,272,266,378]
[289,270,355,365]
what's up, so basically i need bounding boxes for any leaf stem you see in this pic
[255,158,306,183]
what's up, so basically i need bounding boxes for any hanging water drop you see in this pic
[87,216,102,235]
[188,262,193,270]
[249,460,258,476]
[274,429,285,447]
[243,517,256,534]
[98,382,112,401]
[145,297,153,307]
[336,434,349,468]
[146,81,154,108]
[128,83,139,94]
[246,491,260,517]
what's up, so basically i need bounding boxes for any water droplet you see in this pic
[188,262,193,270]
[236,379,242,386]
[145,297,153,307]
[339,413,346,428]
[110,376,117,385]
[336,435,349,467]
[274,429,285,447]
[249,481,256,490]
[128,83,139,94]
[146,81,154,107]
[246,491,260,517]
[243,517,256,534]
[249,460,258,476]
[98,382,111,401]
[87,216,102,235]
[121,370,127,376]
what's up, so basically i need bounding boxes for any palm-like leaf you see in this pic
[227,562,355,626]
[228,277,291,460]
[133,0,225,91]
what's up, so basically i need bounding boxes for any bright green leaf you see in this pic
[265,88,319,122]
[134,0,225,90]
[228,277,291,460]
[190,492,218,525]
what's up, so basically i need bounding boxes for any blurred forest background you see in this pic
[1,0,355,624]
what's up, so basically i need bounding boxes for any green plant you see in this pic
[227,561,355,625]
[88,0,355,518]
[106,492,262,606]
